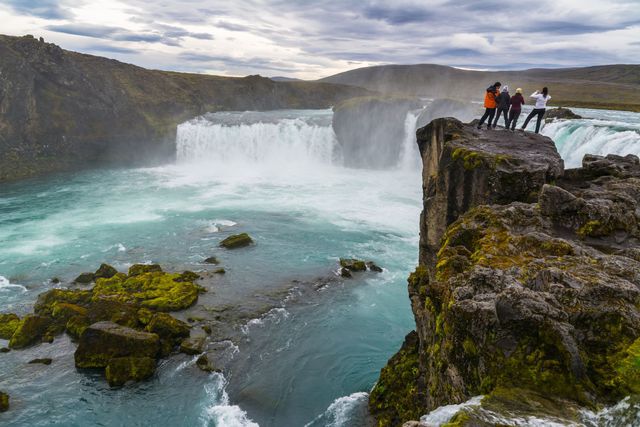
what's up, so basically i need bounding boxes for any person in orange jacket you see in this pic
[477,82,501,130]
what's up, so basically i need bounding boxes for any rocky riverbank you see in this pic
[0,34,368,183]
[370,118,640,425]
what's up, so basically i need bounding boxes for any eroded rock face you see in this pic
[416,117,563,266]
[370,117,640,426]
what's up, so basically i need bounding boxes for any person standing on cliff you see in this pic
[506,88,525,131]
[521,87,551,133]
[492,85,511,128]
[477,82,501,130]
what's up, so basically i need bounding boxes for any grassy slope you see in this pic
[320,64,640,112]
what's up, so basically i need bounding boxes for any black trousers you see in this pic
[478,108,496,128]
[507,110,521,130]
[493,106,509,127]
[522,108,546,133]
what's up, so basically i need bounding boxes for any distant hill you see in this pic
[0,34,368,182]
[320,64,640,112]
[270,76,303,82]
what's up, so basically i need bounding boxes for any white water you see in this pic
[200,373,259,427]
[399,110,422,169]
[420,395,484,426]
[541,108,640,168]
[176,110,340,171]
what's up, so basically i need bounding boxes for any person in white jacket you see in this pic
[521,87,551,133]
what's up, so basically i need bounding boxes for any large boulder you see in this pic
[105,357,156,387]
[0,313,20,340]
[74,321,160,368]
[332,96,421,168]
[219,233,253,249]
[0,391,8,412]
[9,314,55,349]
[545,107,582,122]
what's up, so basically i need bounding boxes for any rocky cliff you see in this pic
[0,34,368,182]
[369,118,640,425]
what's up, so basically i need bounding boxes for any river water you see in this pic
[1,106,639,426]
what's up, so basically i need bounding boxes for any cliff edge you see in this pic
[0,34,367,182]
[370,118,640,425]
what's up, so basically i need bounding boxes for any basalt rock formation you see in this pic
[545,107,583,122]
[0,34,368,183]
[332,96,421,168]
[370,118,640,426]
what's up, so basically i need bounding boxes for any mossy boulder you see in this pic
[145,313,190,355]
[92,271,199,311]
[94,263,118,279]
[74,321,159,368]
[196,353,219,372]
[128,264,162,276]
[220,233,253,249]
[369,331,424,426]
[203,257,219,264]
[340,258,367,272]
[0,391,8,412]
[105,357,156,387]
[74,272,95,284]
[34,289,92,316]
[66,315,91,340]
[180,336,206,355]
[174,271,200,282]
[0,313,20,340]
[9,314,54,349]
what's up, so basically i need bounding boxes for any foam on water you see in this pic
[420,395,484,426]
[200,373,259,427]
[0,276,27,293]
[399,110,422,169]
[304,392,371,427]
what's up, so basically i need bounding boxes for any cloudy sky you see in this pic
[1,0,639,79]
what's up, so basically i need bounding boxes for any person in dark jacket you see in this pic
[492,85,511,128]
[506,88,525,131]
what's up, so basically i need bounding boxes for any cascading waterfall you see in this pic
[175,108,426,172]
[398,109,422,169]
[176,110,340,169]
[541,113,640,168]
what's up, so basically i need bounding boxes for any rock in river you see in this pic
[74,321,159,368]
[0,391,9,412]
[105,357,156,387]
[220,233,253,249]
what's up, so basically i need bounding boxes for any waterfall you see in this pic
[398,109,422,170]
[542,118,640,168]
[176,110,340,170]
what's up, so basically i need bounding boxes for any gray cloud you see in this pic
[5,0,639,77]
[5,0,72,19]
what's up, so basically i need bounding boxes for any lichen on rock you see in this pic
[370,118,640,426]
[105,356,156,387]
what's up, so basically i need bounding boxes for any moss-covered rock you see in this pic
[214,268,226,275]
[105,357,156,387]
[74,321,159,368]
[369,331,424,426]
[34,289,92,316]
[66,315,90,340]
[0,313,20,340]
[94,263,118,279]
[145,313,190,356]
[92,271,199,312]
[74,272,95,284]
[0,391,8,412]
[203,257,219,264]
[128,264,162,276]
[196,354,218,372]
[220,233,253,249]
[339,258,367,271]
[9,314,54,349]
[174,271,200,282]
[180,336,206,355]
